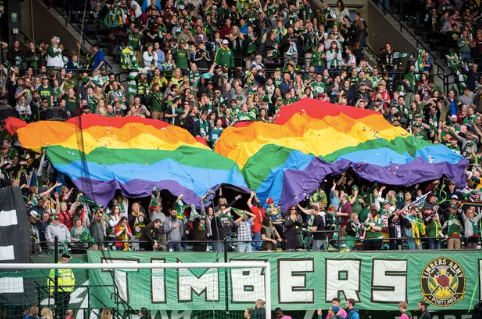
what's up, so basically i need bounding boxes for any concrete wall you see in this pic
[21,0,80,53]
[366,0,417,56]
[311,0,368,19]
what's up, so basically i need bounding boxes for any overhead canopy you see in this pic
[215,98,468,210]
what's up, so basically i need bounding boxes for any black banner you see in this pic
[0,186,35,305]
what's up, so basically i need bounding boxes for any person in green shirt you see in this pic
[311,43,325,73]
[38,77,54,107]
[349,185,363,215]
[148,83,165,120]
[172,40,190,71]
[128,25,142,52]
[214,39,235,71]
[62,88,79,117]
[363,204,383,250]
[236,103,256,121]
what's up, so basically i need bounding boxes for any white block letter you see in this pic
[102,258,138,302]
[178,265,219,302]
[278,259,314,303]
[230,260,266,302]
[326,259,360,302]
[152,259,166,303]
[372,259,407,303]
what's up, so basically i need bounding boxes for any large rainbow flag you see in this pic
[8,115,248,207]
[215,98,468,210]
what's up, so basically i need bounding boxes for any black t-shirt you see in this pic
[312,214,325,240]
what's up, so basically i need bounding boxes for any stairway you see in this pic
[381,2,452,82]
[31,0,123,75]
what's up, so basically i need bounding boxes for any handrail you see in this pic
[371,0,446,84]
[41,0,113,71]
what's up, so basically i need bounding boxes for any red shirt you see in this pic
[58,211,72,230]
[249,205,265,233]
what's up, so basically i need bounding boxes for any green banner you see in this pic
[87,250,482,312]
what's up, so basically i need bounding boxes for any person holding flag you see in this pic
[247,191,266,251]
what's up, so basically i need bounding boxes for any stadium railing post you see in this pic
[224,238,229,319]
[265,261,271,319]
[54,236,59,294]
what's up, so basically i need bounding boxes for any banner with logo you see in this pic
[87,250,481,311]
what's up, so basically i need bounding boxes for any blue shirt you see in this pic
[239,25,248,35]
[92,50,105,69]
[450,99,457,116]
[155,49,165,69]
[330,189,340,210]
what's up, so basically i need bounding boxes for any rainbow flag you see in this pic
[8,115,248,207]
[214,98,468,211]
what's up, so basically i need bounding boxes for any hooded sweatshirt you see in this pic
[345,308,360,319]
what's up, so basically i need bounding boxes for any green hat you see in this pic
[275,68,281,72]
[262,96,270,103]
[414,113,423,118]
[202,73,212,80]
[450,204,458,210]
[236,95,244,101]
[179,39,186,44]
[351,185,359,191]
[52,214,60,221]
[146,43,153,48]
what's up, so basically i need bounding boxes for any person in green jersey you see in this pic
[148,83,164,120]
[62,88,79,117]
[364,204,383,250]
[172,40,190,71]
[215,39,235,73]
[37,77,54,107]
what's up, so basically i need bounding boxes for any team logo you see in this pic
[420,257,466,307]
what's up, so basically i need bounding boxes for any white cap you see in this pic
[222,39,229,44]
[30,211,39,218]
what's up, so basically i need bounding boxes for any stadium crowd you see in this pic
[0,0,481,253]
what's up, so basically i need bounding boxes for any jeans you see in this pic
[407,238,418,250]
[427,238,441,249]
[237,242,253,252]
[312,239,326,251]
[167,242,182,252]
[212,241,224,252]
[252,232,262,250]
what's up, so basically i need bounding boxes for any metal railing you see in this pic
[30,230,481,255]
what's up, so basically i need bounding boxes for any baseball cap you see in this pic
[266,198,274,204]
[29,211,39,219]
[222,39,229,44]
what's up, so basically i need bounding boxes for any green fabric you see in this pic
[38,86,54,107]
[175,49,189,70]
[214,47,235,69]
[242,136,435,190]
[46,145,242,170]
[149,91,164,112]
[63,96,78,115]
